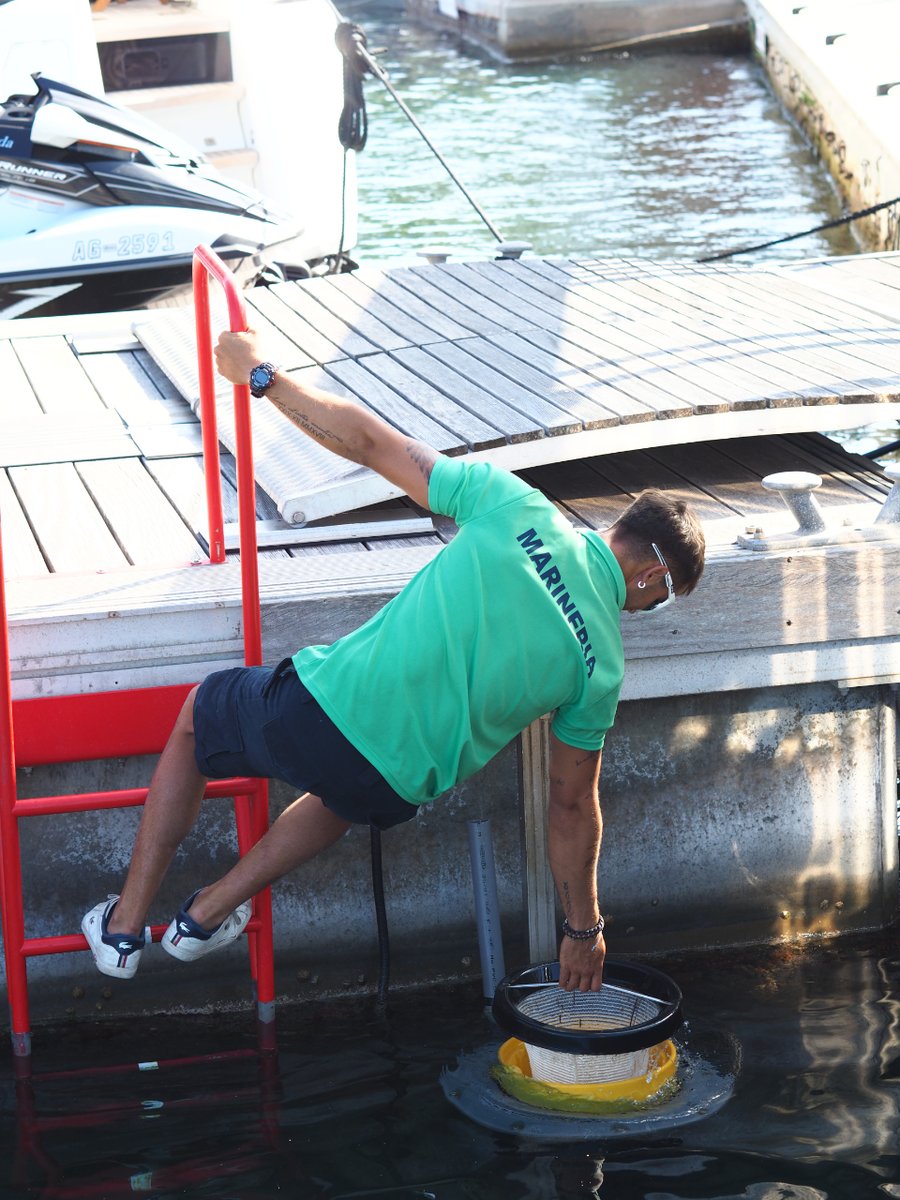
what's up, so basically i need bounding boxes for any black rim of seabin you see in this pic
[492,958,684,1056]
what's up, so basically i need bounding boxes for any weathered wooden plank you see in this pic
[419,340,581,437]
[641,441,793,522]
[145,455,224,538]
[269,280,381,359]
[318,273,446,347]
[608,272,885,401]
[9,462,130,572]
[0,470,48,577]
[0,416,137,468]
[0,342,43,419]
[77,458,206,567]
[519,458,631,529]
[439,261,568,331]
[372,267,508,336]
[303,276,414,353]
[456,337,618,432]
[406,264,539,332]
[576,448,738,525]
[130,424,204,460]
[532,259,844,403]
[388,345,541,444]
[246,285,341,365]
[79,351,194,429]
[497,328,664,423]
[326,356,496,452]
[13,337,109,416]
[349,268,475,340]
[516,258,835,405]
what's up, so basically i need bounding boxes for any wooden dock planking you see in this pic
[0,471,48,577]
[343,269,476,342]
[416,340,583,437]
[0,342,43,420]
[77,458,206,567]
[469,258,769,412]
[9,462,131,573]
[243,288,328,366]
[509,258,840,405]
[11,337,110,416]
[324,356,500,451]
[387,345,542,444]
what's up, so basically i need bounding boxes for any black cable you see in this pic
[370,825,390,1011]
[697,193,900,262]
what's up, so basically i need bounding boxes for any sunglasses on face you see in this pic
[645,543,675,611]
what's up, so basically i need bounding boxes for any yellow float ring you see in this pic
[492,1037,678,1114]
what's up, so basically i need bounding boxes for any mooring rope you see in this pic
[332,17,506,244]
[697,193,900,262]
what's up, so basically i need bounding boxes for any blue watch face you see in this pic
[250,364,272,390]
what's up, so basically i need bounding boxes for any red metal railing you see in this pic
[0,246,275,1064]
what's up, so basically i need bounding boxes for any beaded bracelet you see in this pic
[561,915,605,941]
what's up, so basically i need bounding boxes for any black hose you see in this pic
[370,825,390,1011]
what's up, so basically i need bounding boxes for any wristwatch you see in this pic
[249,361,278,398]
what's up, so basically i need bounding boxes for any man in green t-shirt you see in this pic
[83,330,705,994]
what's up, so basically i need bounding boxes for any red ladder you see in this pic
[0,246,275,1064]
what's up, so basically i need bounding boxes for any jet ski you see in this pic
[0,74,311,319]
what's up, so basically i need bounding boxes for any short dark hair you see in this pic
[610,490,705,593]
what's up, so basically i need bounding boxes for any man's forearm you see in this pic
[214,331,378,466]
[547,791,602,930]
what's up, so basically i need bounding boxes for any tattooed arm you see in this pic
[214,330,439,508]
[547,731,605,992]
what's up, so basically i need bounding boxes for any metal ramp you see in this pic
[134,255,900,527]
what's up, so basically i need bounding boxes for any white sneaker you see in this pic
[81,896,151,980]
[161,890,252,962]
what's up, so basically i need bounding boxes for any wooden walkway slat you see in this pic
[327,355,504,451]
[0,342,43,420]
[77,458,206,566]
[8,462,130,572]
[0,471,48,577]
[12,337,109,416]
[387,345,541,444]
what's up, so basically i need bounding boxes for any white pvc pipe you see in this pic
[467,819,506,1003]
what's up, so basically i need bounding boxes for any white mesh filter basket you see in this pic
[518,985,663,1084]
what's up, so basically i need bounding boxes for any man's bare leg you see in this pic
[105,681,352,938]
[179,793,351,931]
[107,687,207,937]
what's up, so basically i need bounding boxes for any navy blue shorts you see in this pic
[192,659,418,830]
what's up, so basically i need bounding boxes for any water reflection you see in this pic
[3,937,900,1198]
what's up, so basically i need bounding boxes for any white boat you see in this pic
[0,0,359,317]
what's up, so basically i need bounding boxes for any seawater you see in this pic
[343,0,898,459]
[3,933,899,1198]
[346,0,857,264]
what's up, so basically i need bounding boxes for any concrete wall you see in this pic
[8,678,896,1024]
[405,0,747,61]
[744,0,900,252]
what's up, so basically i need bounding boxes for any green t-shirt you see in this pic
[293,456,625,803]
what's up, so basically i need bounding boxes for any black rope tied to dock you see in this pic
[332,16,506,243]
[336,21,370,151]
[697,193,900,262]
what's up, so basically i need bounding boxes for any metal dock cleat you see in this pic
[737,466,900,550]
